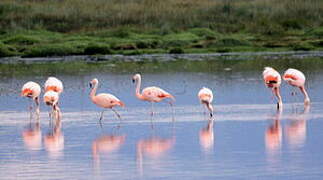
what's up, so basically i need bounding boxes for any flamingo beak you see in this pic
[89,83,92,88]
[132,78,135,83]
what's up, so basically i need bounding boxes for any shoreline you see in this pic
[0,51,323,64]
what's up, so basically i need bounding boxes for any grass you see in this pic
[0,0,322,57]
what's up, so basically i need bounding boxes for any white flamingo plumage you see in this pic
[263,67,283,109]
[283,68,310,106]
[198,87,214,117]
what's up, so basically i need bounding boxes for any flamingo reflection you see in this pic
[22,122,42,151]
[136,135,175,175]
[199,120,214,152]
[44,118,64,158]
[92,134,126,162]
[285,105,310,149]
[265,109,282,154]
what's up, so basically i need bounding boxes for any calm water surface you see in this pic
[1,59,323,179]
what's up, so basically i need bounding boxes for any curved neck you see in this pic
[273,87,283,109]
[135,77,143,100]
[90,83,98,99]
[300,86,310,104]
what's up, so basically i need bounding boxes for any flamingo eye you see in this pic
[110,101,114,104]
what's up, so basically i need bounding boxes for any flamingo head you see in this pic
[132,74,141,83]
[89,78,98,88]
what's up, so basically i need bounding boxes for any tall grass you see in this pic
[0,0,322,34]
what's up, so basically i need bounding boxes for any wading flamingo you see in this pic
[21,81,41,117]
[198,87,214,117]
[44,90,61,120]
[263,67,283,109]
[132,73,175,116]
[89,78,125,124]
[44,77,63,94]
[283,68,310,106]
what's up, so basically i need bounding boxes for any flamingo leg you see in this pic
[168,101,175,122]
[150,102,155,117]
[99,110,105,123]
[34,97,40,120]
[111,108,122,127]
[28,98,33,120]
[273,87,283,110]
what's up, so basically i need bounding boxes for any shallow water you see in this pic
[1,59,323,179]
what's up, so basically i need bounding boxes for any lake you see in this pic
[1,58,323,179]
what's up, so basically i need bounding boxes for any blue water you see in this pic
[1,62,323,179]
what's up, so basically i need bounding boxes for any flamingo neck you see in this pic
[135,77,144,100]
[273,87,283,109]
[300,86,310,105]
[90,83,98,100]
[205,102,213,115]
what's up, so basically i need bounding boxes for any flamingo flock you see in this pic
[263,67,310,110]
[21,68,310,122]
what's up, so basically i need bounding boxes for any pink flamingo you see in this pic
[44,90,61,120]
[132,73,175,116]
[44,77,63,120]
[263,67,283,109]
[283,68,310,106]
[21,81,41,116]
[89,78,125,123]
[44,77,63,94]
[198,87,214,117]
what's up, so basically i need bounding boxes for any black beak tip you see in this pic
[210,113,213,117]
[89,83,92,88]
[132,79,135,83]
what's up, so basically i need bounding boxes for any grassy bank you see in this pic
[0,0,323,57]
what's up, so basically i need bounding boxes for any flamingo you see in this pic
[283,68,310,106]
[43,90,61,120]
[89,78,125,124]
[132,73,175,116]
[198,87,214,117]
[21,81,41,117]
[263,67,283,109]
[44,77,63,94]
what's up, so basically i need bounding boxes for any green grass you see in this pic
[0,27,322,57]
[0,0,322,57]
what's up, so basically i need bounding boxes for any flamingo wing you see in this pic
[283,68,306,87]
[93,93,124,108]
[45,77,63,93]
[22,81,41,98]
[142,86,174,102]
[198,87,213,103]
[263,67,281,87]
